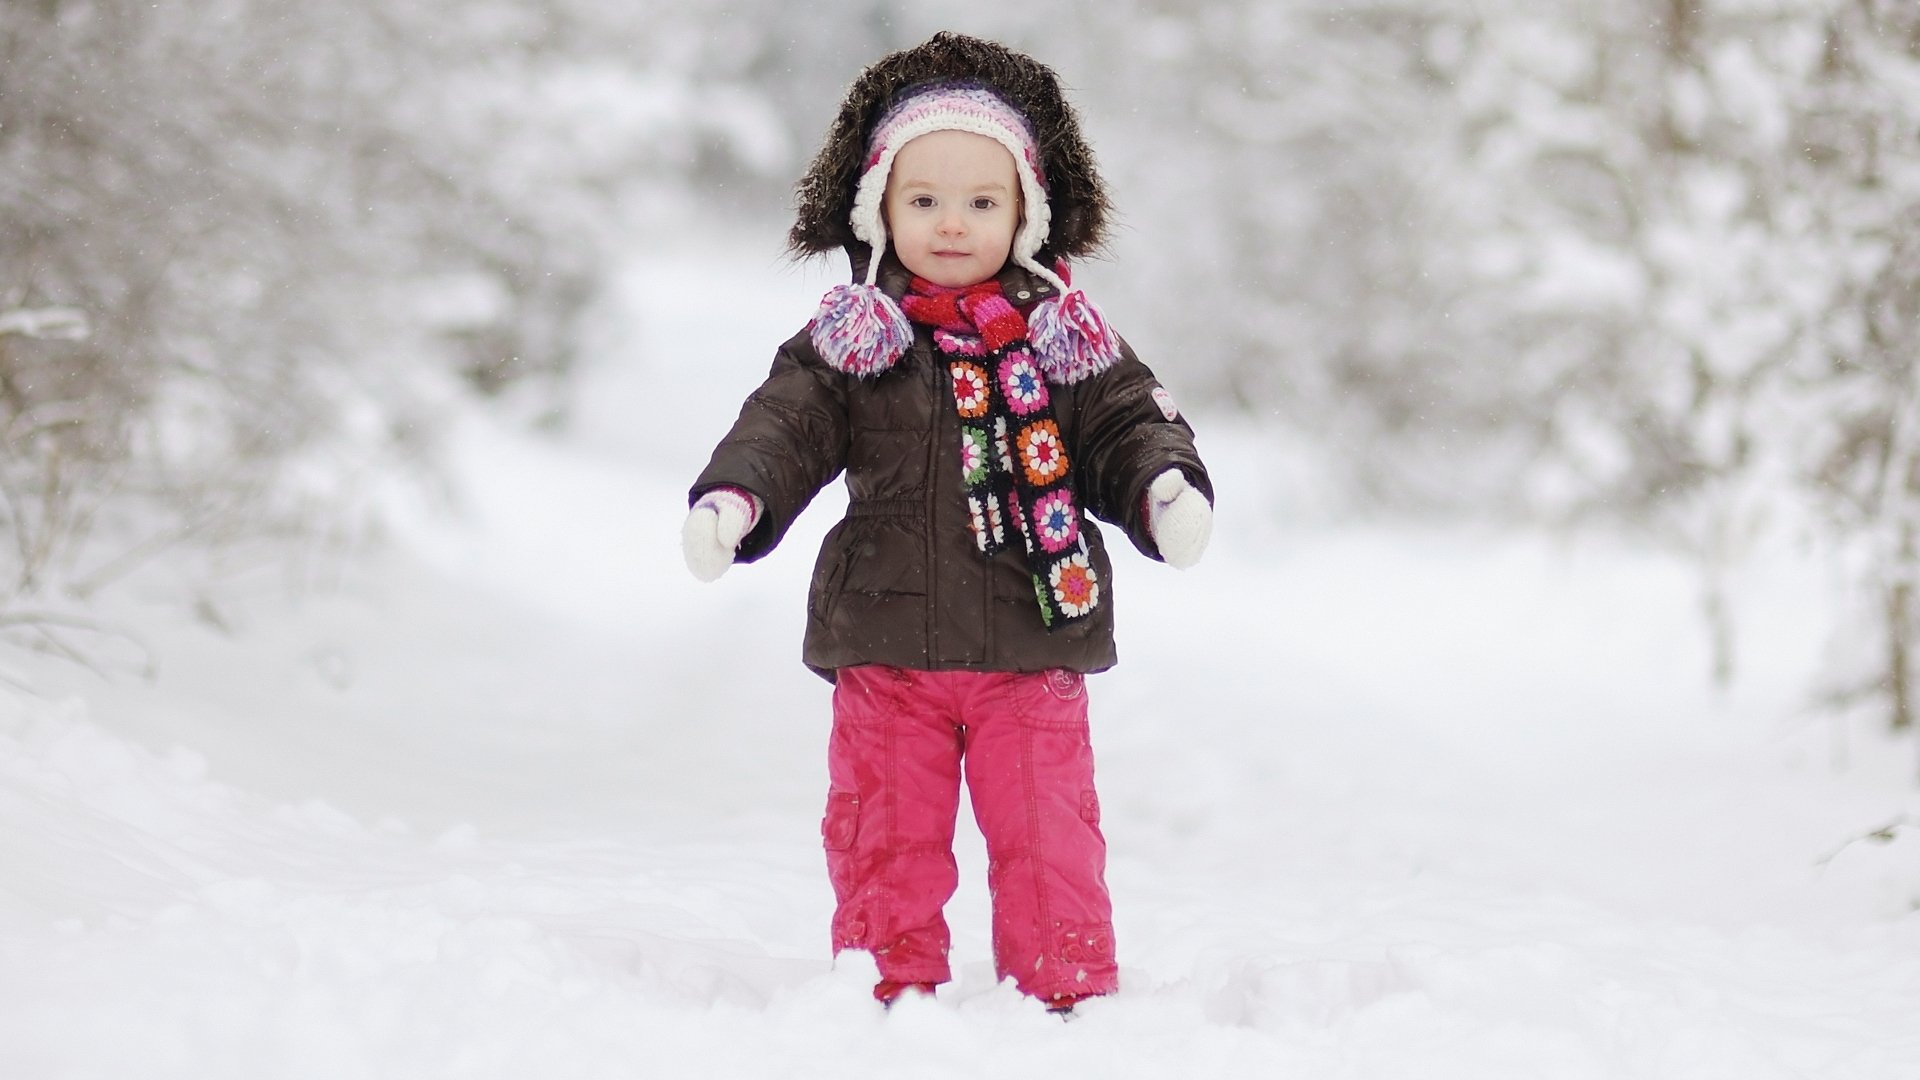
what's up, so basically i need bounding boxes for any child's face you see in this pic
[882,129,1020,288]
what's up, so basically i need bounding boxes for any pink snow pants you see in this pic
[822,664,1117,1003]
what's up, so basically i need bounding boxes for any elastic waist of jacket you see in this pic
[846,498,924,518]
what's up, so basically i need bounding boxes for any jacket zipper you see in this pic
[922,343,941,663]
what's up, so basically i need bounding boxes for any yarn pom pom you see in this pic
[809,283,912,377]
[1028,289,1122,384]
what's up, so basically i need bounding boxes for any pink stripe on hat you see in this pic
[866,83,1046,184]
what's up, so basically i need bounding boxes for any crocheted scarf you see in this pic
[901,277,1100,630]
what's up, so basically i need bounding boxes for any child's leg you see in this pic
[962,668,1118,1004]
[824,665,965,988]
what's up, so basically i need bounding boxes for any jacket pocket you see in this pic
[810,559,846,625]
[807,523,852,625]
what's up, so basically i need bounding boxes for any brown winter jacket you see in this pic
[690,256,1212,682]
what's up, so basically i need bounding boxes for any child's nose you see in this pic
[937,210,966,235]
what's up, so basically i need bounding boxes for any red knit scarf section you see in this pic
[899,278,1027,350]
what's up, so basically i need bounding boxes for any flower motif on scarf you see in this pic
[1049,553,1099,618]
[967,493,1009,550]
[966,495,989,551]
[948,359,990,413]
[1032,575,1055,627]
[985,493,1007,546]
[934,329,987,357]
[1032,490,1079,553]
[960,426,989,486]
[952,362,990,418]
[998,352,1048,416]
[1016,420,1069,488]
[993,416,1016,473]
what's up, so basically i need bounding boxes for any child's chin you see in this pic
[916,263,992,288]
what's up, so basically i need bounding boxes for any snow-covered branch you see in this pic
[0,307,89,341]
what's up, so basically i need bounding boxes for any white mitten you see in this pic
[682,488,760,582]
[1145,468,1212,570]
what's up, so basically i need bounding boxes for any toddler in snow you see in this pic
[683,31,1213,1014]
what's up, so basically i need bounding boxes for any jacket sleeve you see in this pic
[1063,336,1213,561]
[688,329,850,563]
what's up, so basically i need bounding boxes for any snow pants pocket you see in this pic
[821,789,859,876]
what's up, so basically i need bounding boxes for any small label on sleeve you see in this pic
[1151,386,1180,421]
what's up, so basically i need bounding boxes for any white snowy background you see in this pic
[6,2,1920,1076]
[4,234,1919,1078]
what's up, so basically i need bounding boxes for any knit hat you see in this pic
[797,34,1122,383]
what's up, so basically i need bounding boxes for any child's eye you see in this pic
[971,197,997,210]
[910,195,936,209]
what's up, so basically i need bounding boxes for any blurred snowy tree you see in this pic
[1777,0,1920,732]
[1419,0,1920,734]
[1027,0,1918,737]
[0,0,792,635]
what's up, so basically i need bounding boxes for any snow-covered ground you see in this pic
[4,239,1919,1079]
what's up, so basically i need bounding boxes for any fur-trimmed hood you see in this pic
[788,31,1112,263]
